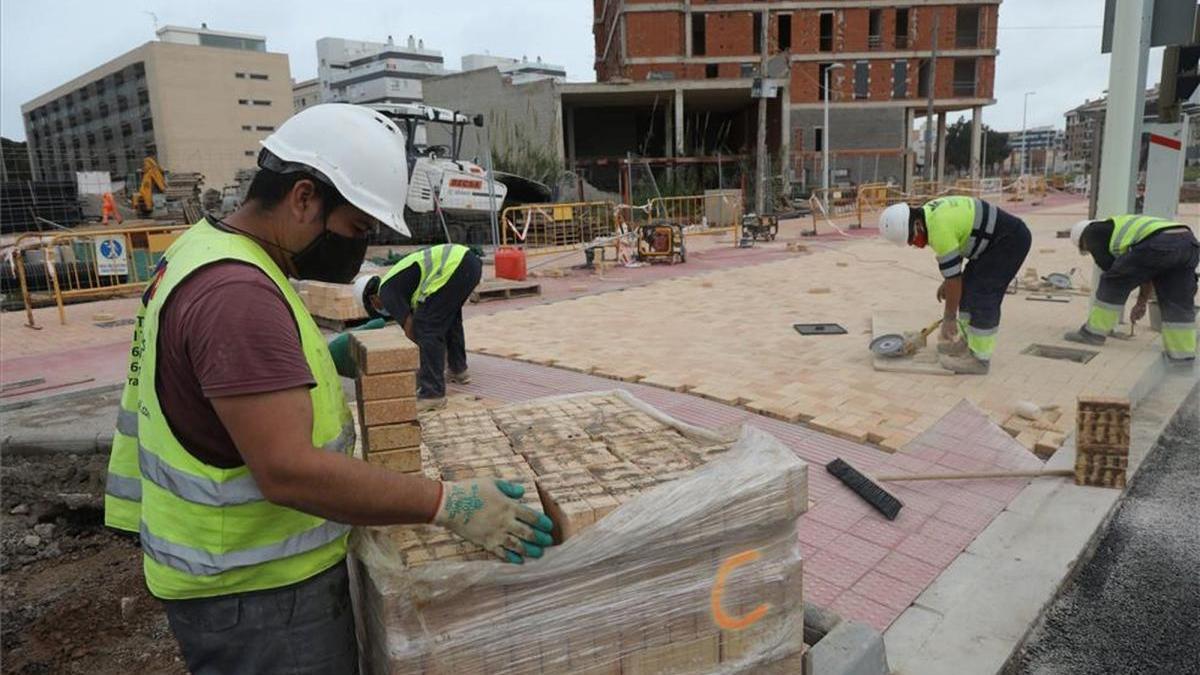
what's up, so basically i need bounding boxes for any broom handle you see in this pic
[876,469,1074,482]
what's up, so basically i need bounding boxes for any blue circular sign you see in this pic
[99,238,124,259]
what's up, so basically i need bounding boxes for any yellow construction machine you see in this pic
[131,157,167,217]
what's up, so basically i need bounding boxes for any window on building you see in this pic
[242,125,252,131]
[955,7,980,48]
[252,100,271,106]
[705,63,719,79]
[752,12,763,54]
[692,14,707,56]
[137,90,149,106]
[98,103,109,117]
[953,58,976,97]
[145,144,157,157]
[819,12,834,52]
[814,127,824,152]
[895,8,910,49]
[117,97,129,113]
[244,150,256,156]
[102,127,113,141]
[141,117,154,132]
[255,125,275,131]
[869,10,882,50]
[778,14,792,51]
[236,72,246,79]
[854,61,869,99]
[818,62,834,99]
[917,59,930,98]
[120,122,132,137]
[238,99,249,105]
[893,60,908,98]
[86,132,96,145]
[249,73,269,80]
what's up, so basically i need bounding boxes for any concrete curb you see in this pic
[884,360,1199,675]
[805,602,890,675]
[0,433,113,456]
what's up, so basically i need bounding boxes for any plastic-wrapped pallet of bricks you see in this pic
[352,424,809,674]
[1074,396,1131,488]
[352,330,422,473]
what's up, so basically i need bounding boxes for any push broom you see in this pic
[825,458,1074,520]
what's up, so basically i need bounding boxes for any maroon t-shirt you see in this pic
[156,261,315,468]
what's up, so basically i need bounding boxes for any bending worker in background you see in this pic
[879,196,1031,374]
[351,242,482,412]
[1064,214,1198,366]
[102,103,553,674]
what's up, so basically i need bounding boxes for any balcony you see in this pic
[868,34,882,51]
[953,80,977,97]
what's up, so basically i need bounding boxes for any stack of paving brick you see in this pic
[353,392,809,674]
[1074,396,1131,488]
[296,279,370,322]
[352,330,421,474]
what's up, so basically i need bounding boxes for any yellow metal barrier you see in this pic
[14,223,189,326]
[500,201,619,250]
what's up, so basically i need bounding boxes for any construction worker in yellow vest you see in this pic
[1065,214,1198,366]
[878,196,1031,374]
[341,243,482,413]
[102,104,554,674]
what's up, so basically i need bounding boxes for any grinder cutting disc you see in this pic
[869,333,908,357]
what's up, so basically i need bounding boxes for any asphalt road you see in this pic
[1010,382,1200,675]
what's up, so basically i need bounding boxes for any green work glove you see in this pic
[433,479,556,564]
[327,318,388,378]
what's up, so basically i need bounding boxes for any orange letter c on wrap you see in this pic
[711,549,770,630]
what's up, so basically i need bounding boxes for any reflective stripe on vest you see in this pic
[137,423,354,508]
[140,520,351,577]
[116,407,138,437]
[380,244,469,309]
[104,306,149,533]
[1108,215,1185,256]
[106,471,142,501]
[132,219,354,600]
[964,199,998,259]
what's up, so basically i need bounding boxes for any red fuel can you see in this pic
[494,245,527,281]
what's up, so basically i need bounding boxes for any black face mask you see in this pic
[291,227,368,283]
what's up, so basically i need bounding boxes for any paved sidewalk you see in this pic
[453,353,1043,632]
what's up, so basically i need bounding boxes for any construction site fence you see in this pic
[839,175,1050,230]
[9,223,188,326]
[500,193,744,256]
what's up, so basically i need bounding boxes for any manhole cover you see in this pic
[794,323,847,335]
[1022,343,1099,364]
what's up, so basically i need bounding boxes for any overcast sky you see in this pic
[0,0,1168,140]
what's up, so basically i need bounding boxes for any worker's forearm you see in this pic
[942,277,963,318]
[266,448,442,526]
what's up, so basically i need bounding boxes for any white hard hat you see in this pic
[261,104,409,235]
[353,274,388,317]
[1069,219,1093,253]
[878,203,911,245]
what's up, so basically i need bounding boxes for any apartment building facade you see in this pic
[20,25,290,189]
[461,54,568,84]
[593,1,1000,185]
[315,36,446,106]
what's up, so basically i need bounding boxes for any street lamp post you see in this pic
[1021,91,1036,176]
[822,63,844,206]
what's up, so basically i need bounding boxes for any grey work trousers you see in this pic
[163,561,357,675]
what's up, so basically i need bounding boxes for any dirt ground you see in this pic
[1,451,184,674]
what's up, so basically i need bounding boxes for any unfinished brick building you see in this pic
[593,0,1000,189]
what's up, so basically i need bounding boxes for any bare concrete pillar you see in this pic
[780,84,792,184]
[970,105,983,181]
[674,87,685,156]
[566,106,577,166]
[935,111,947,186]
[904,108,916,192]
[665,98,674,158]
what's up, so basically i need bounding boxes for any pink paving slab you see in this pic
[454,354,1047,632]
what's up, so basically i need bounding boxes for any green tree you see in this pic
[944,119,1011,174]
